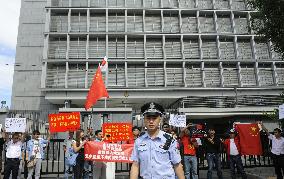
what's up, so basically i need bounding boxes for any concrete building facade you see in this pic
[11,0,284,131]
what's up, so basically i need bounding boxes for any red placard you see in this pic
[48,112,80,132]
[84,141,134,163]
[102,123,133,142]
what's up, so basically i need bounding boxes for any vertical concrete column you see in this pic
[68,9,71,32]
[143,10,146,32]
[106,9,108,32]
[271,62,278,86]
[255,62,260,86]
[216,35,221,59]
[86,34,89,60]
[125,9,128,32]
[87,9,90,33]
[66,34,70,59]
[247,12,252,34]
[198,35,203,60]
[197,11,200,33]
[145,62,148,87]
[195,0,198,8]
[231,11,236,34]
[45,9,51,33]
[144,34,147,59]
[201,61,205,87]
[219,62,224,87]
[268,41,273,59]
[234,36,238,59]
[65,62,69,88]
[237,62,242,87]
[43,34,49,60]
[229,0,233,9]
[181,35,185,60]
[125,62,128,87]
[161,10,164,33]
[213,11,218,33]
[164,61,167,87]
[183,61,186,87]
[85,62,89,88]
[106,35,108,58]
[125,35,127,60]
[162,35,166,59]
[212,0,216,9]
[41,62,47,88]
[251,36,257,60]
[178,10,182,33]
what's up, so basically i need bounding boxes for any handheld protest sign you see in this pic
[5,118,26,132]
[102,123,133,143]
[48,112,81,133]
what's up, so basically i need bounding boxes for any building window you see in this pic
[89,37,106,58]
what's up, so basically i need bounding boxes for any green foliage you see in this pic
[248,0,284,59]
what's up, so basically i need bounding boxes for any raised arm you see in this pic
[72,140,86,153]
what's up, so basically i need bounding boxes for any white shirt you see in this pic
[6,141,22,159]
[268,134,284,155]
[230,139,239,155]
[32,140,41,159]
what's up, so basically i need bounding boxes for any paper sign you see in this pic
[279,104,284,120]
[84,141,134,163]
[169,114,186,127]
[102,123,133,143]
[48,112,80,132]
[5,118,26,132]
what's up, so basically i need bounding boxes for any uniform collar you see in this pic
[144,130,164,140]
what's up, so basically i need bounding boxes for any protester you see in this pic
[180,123,199,179]
[130,102,185,179]
[26,130,50,179]
[128,126,141,144]
[203,128,223,179]
[63,131,74,179]
[162,123,171,134]
[92,130,107,179]
[72,129,87,179]
[3,132,26,179]
[261,123,284,179]
[223,129,247,179]
[0,129,6,173]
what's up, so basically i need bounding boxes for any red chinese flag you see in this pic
[85,66,109,110]
[235,123,262,155]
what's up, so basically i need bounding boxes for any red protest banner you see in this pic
[48,112,80,132]
[102,123,133,142]
[84,141,134,163]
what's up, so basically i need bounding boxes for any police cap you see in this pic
[141,102,165,116]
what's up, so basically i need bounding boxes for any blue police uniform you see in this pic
[131,130,181,179]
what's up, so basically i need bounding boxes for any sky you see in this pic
[0,0,21,108]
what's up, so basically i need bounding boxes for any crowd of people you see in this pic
[0,102,283,179]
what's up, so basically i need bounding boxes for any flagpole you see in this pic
[104,97,107,108]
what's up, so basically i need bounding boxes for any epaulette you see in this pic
[139,132,146,137]
[163,133,173,150]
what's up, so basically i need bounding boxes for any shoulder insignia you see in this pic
[163,133,173,150]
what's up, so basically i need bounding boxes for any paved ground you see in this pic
[39,167,278,179]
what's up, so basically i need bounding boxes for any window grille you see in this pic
[108,37,125,58]
[198,0,213,9]
[231,0,246,10]
[255,41,270,59]
[217,15,232,33]
[127,65,145,87]
[46,65,66,88]
[89,37,106,58]
[185,65,202,87]
[166,67,183,86]
[237,39,252,60]
[163,14,180,33]
[108,64,125,87]
[51,0,69,7]
[144,0,161,8]
[108,14,125,32]
[215,0,229,9]
[72,0,88,7]
[241,66,256,86]
[165,39,182,58]
[204,66,221,87]
[71,12,87,32]
[127,14,143,32]
[162,0,178,8]
[183,39,200,59]
[146,38,163,58]
[182,15,198,33]
[223,64,238,86]
[147,67,165,86]
[234,16,248,34]
[50,14,68,32]
[179,0,195,8]
[202,39,218,59]
[276,65,284,85]
[219,40,235,59]
[199,15,215,33]
[127,38,144,58]
[126,0,143,7]
[90,13,106,32]
[68,64,85,88]
[90,0,106,7]
[145,15,162,32]
[108,0,125,7]
[258,67,274,86]
[69,37,87,59]
[48,37,67,59]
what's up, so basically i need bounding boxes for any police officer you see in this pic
[130,102,185,179]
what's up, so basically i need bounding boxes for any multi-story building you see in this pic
[11,0,284,131]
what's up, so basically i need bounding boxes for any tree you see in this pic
[248,0,284,59]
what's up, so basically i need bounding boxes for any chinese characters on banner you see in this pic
[84,141,134,163]
[48,112,81,132]
[5,118,26,132]
[103,123,133,142]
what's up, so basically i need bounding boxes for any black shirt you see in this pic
[203,136,222,154]
[0,138,5,151]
